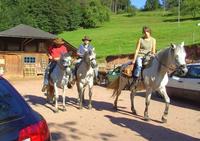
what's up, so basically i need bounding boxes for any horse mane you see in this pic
[156,47,172,73]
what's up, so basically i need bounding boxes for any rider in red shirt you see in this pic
[41,38,68,92]
[48,44,67,60]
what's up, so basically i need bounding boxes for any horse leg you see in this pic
[79,83,84,109]
[144,89,152,121]
[82,88,86,104]
[88,86,93,109]
[113,76,127,109]
[76,82,80,103]
[62,85,67,111]
[130,87,137,115]
[157,87,170,123]
[113,89,121,110]
[54,83,59,113]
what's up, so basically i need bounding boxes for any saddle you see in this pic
[122,52,154,78]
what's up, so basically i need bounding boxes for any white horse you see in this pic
[76,50,96,109]
[47,52,72,112]
[110,42,188,123]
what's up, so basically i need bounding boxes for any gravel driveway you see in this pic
[10,78,200,141]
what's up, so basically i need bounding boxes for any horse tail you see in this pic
[107,76,122,98]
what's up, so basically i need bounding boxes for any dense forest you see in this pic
[0,0,199,34]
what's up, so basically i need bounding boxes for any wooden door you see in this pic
[5,54,23,77]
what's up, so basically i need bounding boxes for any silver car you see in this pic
[166,63,200,103]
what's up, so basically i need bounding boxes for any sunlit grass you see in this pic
[59,11,200,61]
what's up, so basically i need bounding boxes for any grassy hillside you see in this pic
[59,11,200,61]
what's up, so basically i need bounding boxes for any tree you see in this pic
[0,0,110,32]
[81,0,109,28]
[101,0,131,14]
[144,0,161,11]
[182,0,200,18]
[165,0,178,10]
[64,0,82,31]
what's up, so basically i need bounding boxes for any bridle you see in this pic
[58,58,71,70]
[155,56,175,71]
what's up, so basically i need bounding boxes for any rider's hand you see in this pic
[48,55,53,60]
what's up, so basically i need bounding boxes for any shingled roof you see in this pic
[0,24,56,39]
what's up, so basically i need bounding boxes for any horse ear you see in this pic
[181,41,184,47]
[170,43,176,50]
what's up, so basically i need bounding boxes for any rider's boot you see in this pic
[41,84,48,92]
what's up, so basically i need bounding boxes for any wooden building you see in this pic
[0,24,77,79]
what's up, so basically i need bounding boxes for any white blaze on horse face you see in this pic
[62,56,72,67]
[175,43,186,66]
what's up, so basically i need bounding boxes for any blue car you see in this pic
[0,76,51,141]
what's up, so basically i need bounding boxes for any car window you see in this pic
[187,66,200,78]
[0,79,25,122]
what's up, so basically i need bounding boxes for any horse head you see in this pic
[60,52,72,69]
[170,42,188,76]
[82,49,97,67]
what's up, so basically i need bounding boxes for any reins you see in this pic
[155,56,175,71]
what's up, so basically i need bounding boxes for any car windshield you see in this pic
[0,79,24,122]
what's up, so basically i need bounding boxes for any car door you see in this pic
[183,65,200,93]
[168,74,185,94]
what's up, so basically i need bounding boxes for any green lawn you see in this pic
[59,11,200,61]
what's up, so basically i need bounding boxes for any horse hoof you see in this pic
[161,116,167,123]
[131,109,137,115]
[63,108,66,112]
[88,105,92,110]
[54,109,59,113]
[144,115,150,121]
[113,106,118,111]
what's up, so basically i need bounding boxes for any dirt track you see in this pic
[10,78,200,141]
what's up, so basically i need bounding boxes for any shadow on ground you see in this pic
[105,115,199,141]
[49,121,116,141]
[163,17,200,22]
[120,91,200,111]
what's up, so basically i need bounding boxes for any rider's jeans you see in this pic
[133,57,143,78]
[43,61,56,85]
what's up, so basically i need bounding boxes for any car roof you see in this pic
[187,63,200,66]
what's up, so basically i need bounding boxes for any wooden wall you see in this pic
[0,52,48,78]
